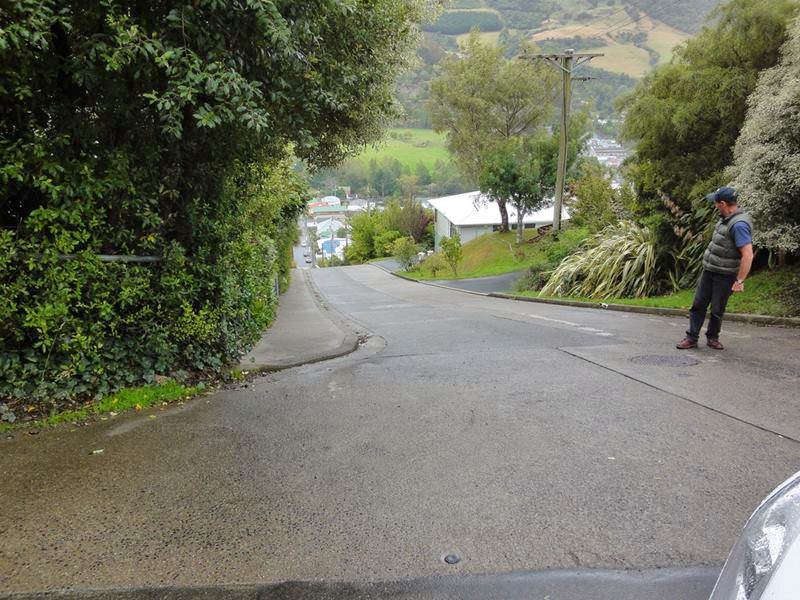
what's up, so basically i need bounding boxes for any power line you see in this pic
[523,50,604,231]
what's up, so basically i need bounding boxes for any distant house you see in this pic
[318,237,347,259]
[429,191,569,250]
[315,218,345,238]
[308,203,363,221]
[309,205,348,220]
[585,136,628,169]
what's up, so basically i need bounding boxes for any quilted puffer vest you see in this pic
[702,210,752,275]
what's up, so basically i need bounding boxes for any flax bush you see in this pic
[541,221,659,299]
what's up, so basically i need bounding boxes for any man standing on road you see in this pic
[676,186,753,350]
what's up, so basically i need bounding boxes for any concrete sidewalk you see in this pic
[238,269,360,372]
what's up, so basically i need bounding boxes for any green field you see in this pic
[456,30,502,46]
[356,128,452,170]
[583,43,654,78]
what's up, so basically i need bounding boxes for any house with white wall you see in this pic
[429,191,569,250]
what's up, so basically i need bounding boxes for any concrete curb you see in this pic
[373,263,491,298]
[302,269,363,356]
[372,264,800,328]
[239,270,361,374]
[243,339,360,374]
[489,292,800,327]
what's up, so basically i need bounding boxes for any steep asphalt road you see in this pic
[2,265,799,597]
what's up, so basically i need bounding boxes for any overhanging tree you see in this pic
[615,0,799,288]
[0,0,433,409]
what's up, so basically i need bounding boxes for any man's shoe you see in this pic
[707,338,724,350]
[676,337,698,349]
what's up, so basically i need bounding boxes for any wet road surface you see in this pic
[3,265,799,597]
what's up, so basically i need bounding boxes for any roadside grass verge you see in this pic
[0,381,204,434]
[517,267,799,317]
[405,226,589,280]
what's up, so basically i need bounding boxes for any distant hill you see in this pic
[422,0,725,75]
[400,0,725,127]
[435,0,721,36]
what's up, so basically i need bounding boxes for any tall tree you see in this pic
[429,32,558,232]
[480,139,546,245]
[619,0,799,216]
[480,119,587,244]
[732,16,800,255]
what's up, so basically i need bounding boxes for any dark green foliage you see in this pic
[621,0,799,212]
[618,0,799,289]
[663,194,717,289]
[0,159,305,409]
[516,265,552,292]
[777,269,800,315]
[487,0,557,29]
[574,67,637,120]
[515,227,590,292]
[0,0,426,410]
[536,36,606,53]
[346,199,433,263]
[569,165,619,232]
[310,156,469,200]
[627,0,719,34]
[732,16,800,254]
[423,10,504,35]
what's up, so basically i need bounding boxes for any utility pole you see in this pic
[523,49,603,231]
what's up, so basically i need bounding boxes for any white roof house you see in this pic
[428,191,569,250]
[315,218,345,237]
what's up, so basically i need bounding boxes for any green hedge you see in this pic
[0,159,304,411]
[0,1,425,417]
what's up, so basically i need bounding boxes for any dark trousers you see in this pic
[687,269,737,341]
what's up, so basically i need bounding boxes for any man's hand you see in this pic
[732,280,745,293]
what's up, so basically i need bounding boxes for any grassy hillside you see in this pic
[356,128,451,171]
[582,42,654,78]
[407,227,589,280]
[443,0,719,36]
[400,1,703,128]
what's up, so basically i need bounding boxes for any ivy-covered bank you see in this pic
[1,1,430,420]
[0,158,304,412]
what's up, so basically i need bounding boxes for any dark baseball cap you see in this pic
[706,186,738,203]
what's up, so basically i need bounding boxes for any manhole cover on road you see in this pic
[629,354,700,367]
